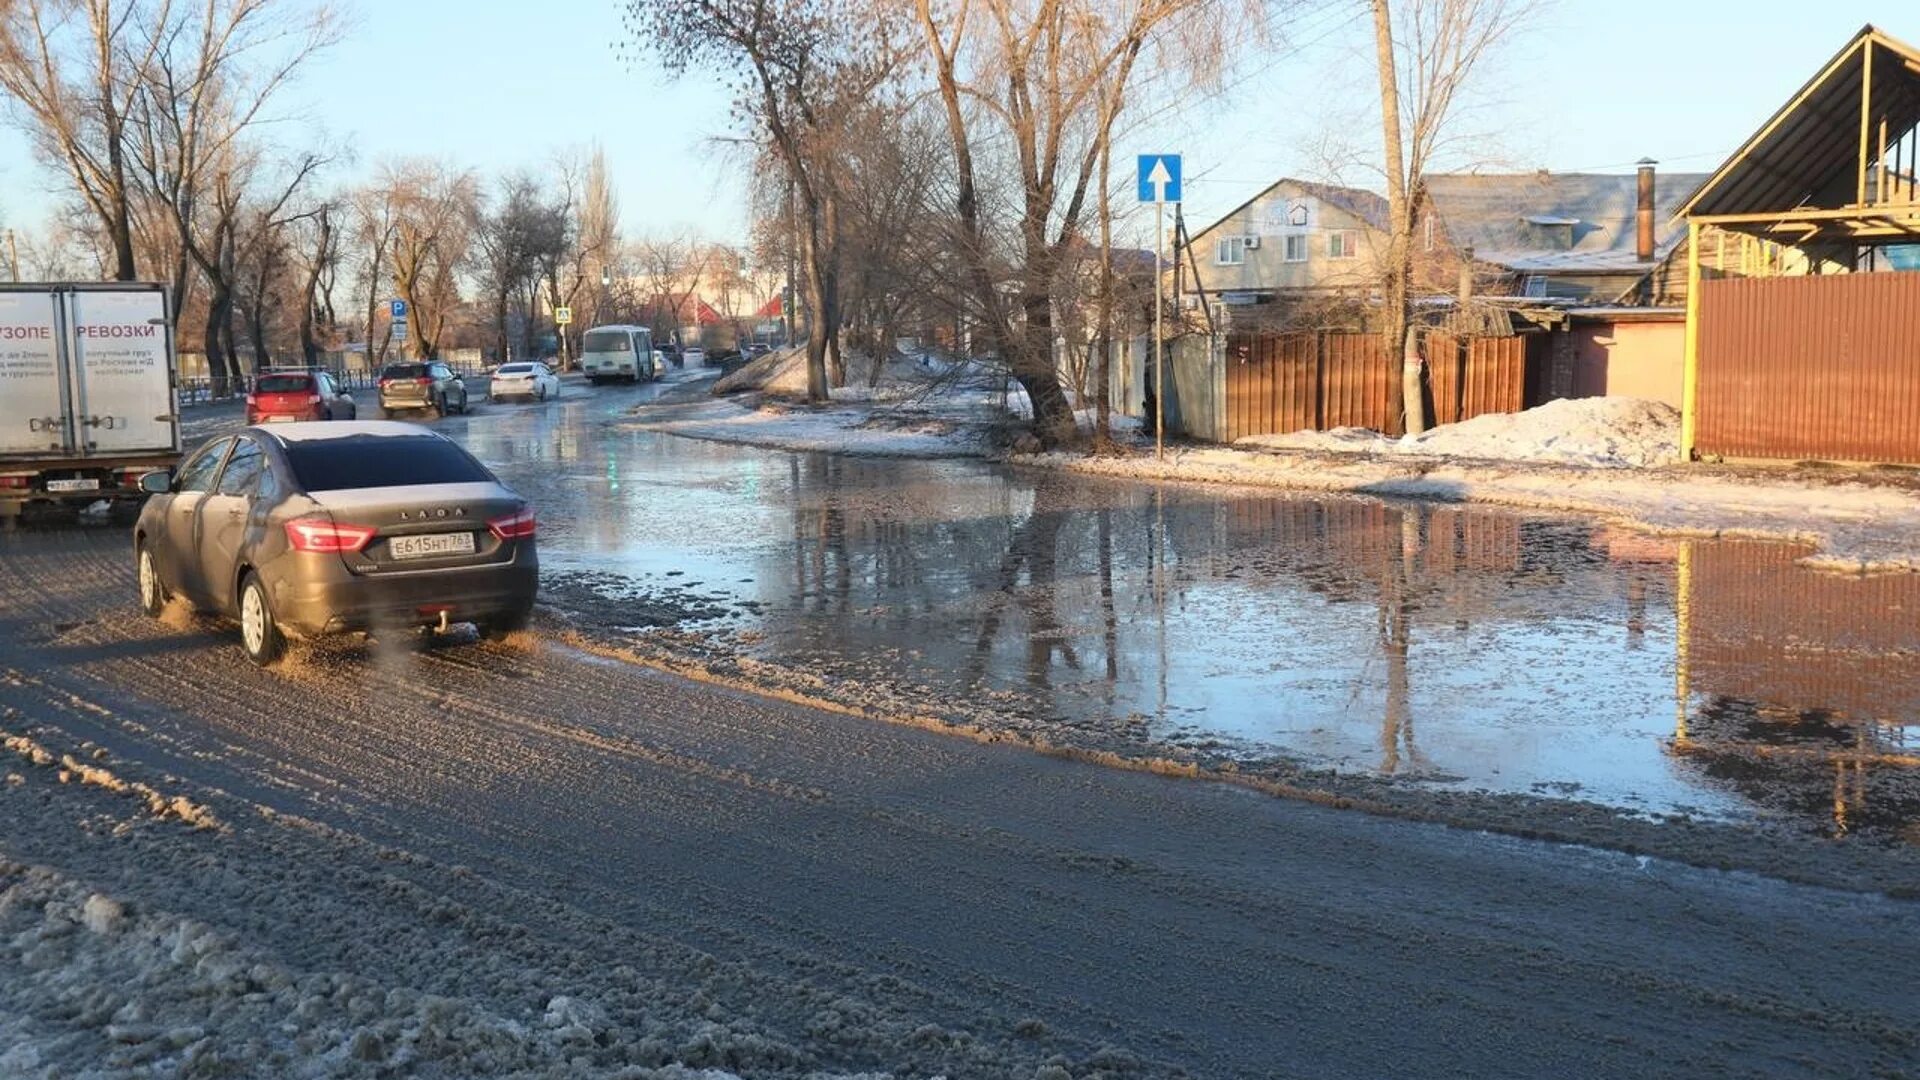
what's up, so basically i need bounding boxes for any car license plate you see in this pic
[268,414,295,423]
[389,532,476,560]
[47,478,100,492]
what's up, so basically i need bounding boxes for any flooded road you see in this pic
[440,384,1920,844]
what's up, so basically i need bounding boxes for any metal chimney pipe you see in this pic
[1636,158,1658,262]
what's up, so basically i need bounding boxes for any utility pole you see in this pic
[5,229,17,281]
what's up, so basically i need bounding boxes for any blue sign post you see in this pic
[1136,155,1182,458]
[389,298,408,320]
[1136,154,1182,204]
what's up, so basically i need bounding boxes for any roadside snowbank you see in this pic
[628,399,989,458]
[1022,443,1920,572]
[1242,397,1681,468]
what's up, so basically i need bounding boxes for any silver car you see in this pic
[134,422,538,665]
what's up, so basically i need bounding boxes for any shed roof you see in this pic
[1681,25,1920,219]
[1426,171,1707,271]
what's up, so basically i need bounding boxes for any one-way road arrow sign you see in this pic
[1137,154,1182,203]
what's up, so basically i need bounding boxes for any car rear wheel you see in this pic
[137,544,167,617]
[238,572,286,666]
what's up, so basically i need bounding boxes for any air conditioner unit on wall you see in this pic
[1243,235,1261,249]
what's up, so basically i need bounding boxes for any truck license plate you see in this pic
[47,478,100,492]
[390,532,476,560]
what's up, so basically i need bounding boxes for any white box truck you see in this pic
[0,283,181,523]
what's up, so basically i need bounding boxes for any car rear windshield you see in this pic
[582,331,631,353]
[381,363,430,380]
[496,363,532,374]
[254,374,313,393]
[283,435,494,492]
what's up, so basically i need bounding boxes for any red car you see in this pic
[246,370,358,424]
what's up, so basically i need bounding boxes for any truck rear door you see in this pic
[0,289,72,457]
[67,288,176,457]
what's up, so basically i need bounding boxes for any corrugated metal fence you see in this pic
[1696,273,1920,464]
[1219,331,1528,443]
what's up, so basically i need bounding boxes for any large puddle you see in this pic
[455,395,1920,844]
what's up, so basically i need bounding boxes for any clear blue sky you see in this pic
[0,0,1909,246]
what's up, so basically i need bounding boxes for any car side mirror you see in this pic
[139,471,172,495]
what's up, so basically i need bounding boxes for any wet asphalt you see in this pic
[1,370,1917,1077]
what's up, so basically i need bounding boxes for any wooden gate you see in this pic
[1696,274,1920,464]
[1221,331,1528,442]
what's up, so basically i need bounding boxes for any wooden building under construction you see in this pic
[1680,24,1920,465]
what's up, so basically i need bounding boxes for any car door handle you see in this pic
[227,507,244,520]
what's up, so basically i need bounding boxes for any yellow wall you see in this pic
[1572,320,1685,407]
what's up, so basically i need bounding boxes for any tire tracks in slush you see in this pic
[2,527,1918,1079]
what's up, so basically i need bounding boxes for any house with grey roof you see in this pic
[1425,164,1709,304]
[1182,178,1392,319]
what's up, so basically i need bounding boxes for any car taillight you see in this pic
[0,476,28,490]
[416,377,434,386]
[245,394,256,406]
[487,508,536,540]
[285,518,375,553]
[306,393,322,405]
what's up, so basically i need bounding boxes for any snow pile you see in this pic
[1242,397,1682,469]
[0,860,779,1079]
[713,346,807,396]
[630,399,988,459]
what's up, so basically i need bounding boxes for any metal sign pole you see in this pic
[1154,199,1164,460]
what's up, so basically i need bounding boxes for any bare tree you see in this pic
[122,0,337,383]
[0,0,173,279]
[631,230,714,346]
[628,0,908,402]
[578,145,620,330]
[348,182,399,362]
[475,173,550,363]
[384,158,480,361]
[914,0,1248,445]
[1369,0,1531,435]
[291,198,340,365]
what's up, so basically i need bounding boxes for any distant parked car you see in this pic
[133,422,538,665]
[686,347,710,368]
[247,369,356,424]
[489,361,560,402]
[656,343,684,369]
[378,361,469,418]
[744,343,771,360]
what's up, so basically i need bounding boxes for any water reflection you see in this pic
[1674,542,1920,841]
[458,407,1919,842]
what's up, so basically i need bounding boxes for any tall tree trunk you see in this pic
[1095,124,1114,449]
[796,188,830,402]
[249,255,273,369]
[300,209,332,367]
[1371,0,1423,436]
[365,247,385,365]
[204,282,232,393]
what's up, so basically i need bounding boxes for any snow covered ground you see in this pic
[626,399,990,458]
[635,384,1920,572]
[1025,443,1920,572]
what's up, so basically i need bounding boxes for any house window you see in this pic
[1283,235,1309,263]
[1329,231,1360,259]
[1216,236,1246,265]
[1522,275,1548,298]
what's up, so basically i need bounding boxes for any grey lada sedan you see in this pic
[133,422,537,664]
